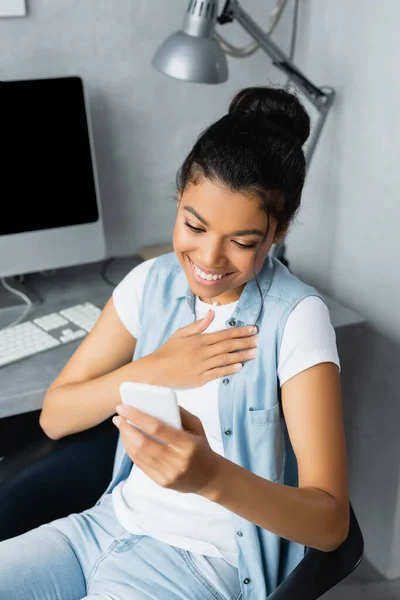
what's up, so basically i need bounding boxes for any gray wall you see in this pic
[337,325,400,580]
[2,0,400,582]
[284,0,400,580]
[285,0,400,347]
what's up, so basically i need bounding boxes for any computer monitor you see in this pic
[0,75,106,280]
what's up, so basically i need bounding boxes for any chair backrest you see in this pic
[268,501,364,599]
[112,434,126,479]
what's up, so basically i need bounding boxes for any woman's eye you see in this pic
[235,242,257,250]
[184,222,204,233]
[184,221,256,249]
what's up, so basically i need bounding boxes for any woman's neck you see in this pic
[198,295,240,307]
[198,283,245,306]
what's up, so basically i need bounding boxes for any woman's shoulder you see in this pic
[148,251,182,273]
[114,257,158,295]
[113,252,185,306]
[267,257,326,308]
[278,295,341,384]
[111,257,158,339]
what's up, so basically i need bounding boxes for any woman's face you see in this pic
[173,178,284,305]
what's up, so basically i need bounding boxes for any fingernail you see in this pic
[116,404,129,415]
[113,416,121,427]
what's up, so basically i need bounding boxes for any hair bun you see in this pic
[228,86,310,146]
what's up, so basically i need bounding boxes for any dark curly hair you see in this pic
[176,85,311,315]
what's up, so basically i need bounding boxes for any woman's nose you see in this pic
[200,248,225,270]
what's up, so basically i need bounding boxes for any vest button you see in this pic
[243,578,251,584]
[222,378,230,385]
[236,530,243,537]
[228,318,236,327]
[224,429,232,436]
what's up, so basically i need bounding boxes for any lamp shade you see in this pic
[152,30,228,84]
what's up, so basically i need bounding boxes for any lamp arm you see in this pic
[218,0,336,262]
[221,0,325,105]
[219,0,336,167]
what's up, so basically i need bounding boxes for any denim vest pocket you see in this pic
[248,402,284,482]
[249,401,281,425]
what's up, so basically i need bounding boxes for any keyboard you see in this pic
[0,302,102,368]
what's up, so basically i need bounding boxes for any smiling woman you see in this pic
[1,85,348,600]
[173,178,280,305]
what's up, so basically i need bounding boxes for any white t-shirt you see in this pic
[111,258,341,567]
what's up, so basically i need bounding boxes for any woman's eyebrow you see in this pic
[183,205,264,237]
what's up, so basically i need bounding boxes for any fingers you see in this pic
[116,405,184,446]
[216,335,259,354]
[116,418,179,487]
[204,324,258,346]
[177,308,215,337]
[200,362,244,385]
[203,335,259,365]
[200,334,259,382]
[204,346,257,371]
[199,309,215,331]
[179,406,205,435]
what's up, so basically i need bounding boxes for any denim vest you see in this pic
[97,252,326,599]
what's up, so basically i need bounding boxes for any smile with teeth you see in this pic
[191,259,230,281]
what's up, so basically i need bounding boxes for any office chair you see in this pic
[0,409,364,599]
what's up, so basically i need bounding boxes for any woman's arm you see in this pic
[204,362,350,552]
[40,297,257,440]
[113,361,349,552]
[39,297,145,439]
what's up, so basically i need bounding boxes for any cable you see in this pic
[100,258,118,287]
[284,0,300,91]
[289,0,299,62]
[0,277,34,329]
[271,0,301,266]
[216,0,289,58]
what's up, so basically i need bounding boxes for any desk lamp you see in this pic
[152,0,335,264]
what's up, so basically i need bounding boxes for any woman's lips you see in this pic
[188,257,233,287]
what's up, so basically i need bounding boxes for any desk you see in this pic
[0,255,366,420]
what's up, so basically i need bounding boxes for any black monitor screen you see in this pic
[1,76,99,236]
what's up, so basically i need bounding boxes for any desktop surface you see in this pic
[0,256,141,419]
[0,256,366,420]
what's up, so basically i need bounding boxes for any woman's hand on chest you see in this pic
[134,310,259,389]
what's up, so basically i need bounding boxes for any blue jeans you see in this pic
[0,493,242,600]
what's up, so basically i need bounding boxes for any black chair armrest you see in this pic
[0,410,119,541]
[268,502,364,599]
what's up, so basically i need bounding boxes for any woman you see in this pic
[0,86,349,600]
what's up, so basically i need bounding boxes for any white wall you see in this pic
[285,0,400,580]
[285,0,400,346]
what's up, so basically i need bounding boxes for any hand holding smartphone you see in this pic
[119,381,182,441]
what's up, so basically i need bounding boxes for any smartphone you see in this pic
[119,381,182,441]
